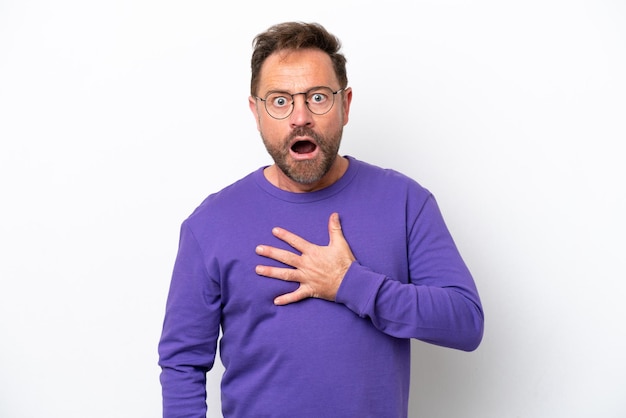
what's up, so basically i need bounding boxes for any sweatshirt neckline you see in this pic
[253,155,359,203]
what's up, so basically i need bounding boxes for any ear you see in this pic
[341,87,353,126]
[249,96,261,131]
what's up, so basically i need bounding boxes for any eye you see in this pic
[270,94,290,108]
[309,92,327,103]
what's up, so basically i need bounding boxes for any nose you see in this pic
[289,93,314,127]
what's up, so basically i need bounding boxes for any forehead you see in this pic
[258,48,338,93]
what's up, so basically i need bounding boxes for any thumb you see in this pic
[328,212,356,264]
[328,212,344,243]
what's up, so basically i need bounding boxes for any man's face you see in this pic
[249,48,352,191]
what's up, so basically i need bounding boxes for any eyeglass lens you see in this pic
[263,87,339,119]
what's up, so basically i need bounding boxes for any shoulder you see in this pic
[183,168,263,226]
[348,156,431,197]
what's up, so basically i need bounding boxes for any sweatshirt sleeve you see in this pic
[335,194,484,351]
[158,222,222,417]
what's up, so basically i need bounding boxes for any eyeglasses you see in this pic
[255,86,345,120]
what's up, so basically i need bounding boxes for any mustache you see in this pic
[288,127,322,143]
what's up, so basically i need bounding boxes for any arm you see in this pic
[158,222,222,417]
[338,195,483,351]
[255,198,483,351]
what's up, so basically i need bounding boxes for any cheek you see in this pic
[339,104,350,126]
[258,118,286,140]
[334,97,350,126]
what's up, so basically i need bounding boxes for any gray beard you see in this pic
[261,126,343,185]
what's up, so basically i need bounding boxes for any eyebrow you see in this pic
[263,85,331,95]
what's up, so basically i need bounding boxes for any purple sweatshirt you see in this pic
[158,156,483,417]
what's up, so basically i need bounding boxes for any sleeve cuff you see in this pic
[335,261,386,318]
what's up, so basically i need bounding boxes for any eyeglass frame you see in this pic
[254,86,346,120]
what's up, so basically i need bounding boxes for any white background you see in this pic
[1,0,625,417]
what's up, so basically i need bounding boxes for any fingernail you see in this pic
[256,245,264,254]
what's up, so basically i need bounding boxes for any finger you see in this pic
[328,212,345,245]
[273,286,310,305]
[255,264,299,282]
[271,227,310,253]
[327,213,356,264]
[256,245,300,267]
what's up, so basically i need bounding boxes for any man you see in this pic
[158,21,484,418]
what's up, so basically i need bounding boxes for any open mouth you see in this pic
[291,140,317,155]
